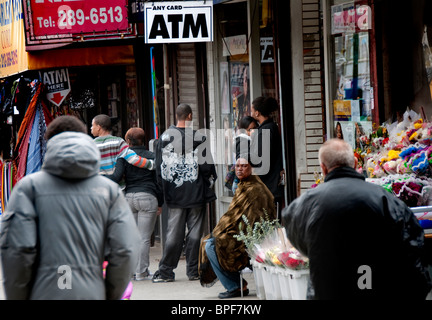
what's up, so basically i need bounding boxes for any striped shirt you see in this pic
[94,135,153,175]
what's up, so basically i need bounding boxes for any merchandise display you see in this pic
[354,110,432,235]
[235,214,310,300]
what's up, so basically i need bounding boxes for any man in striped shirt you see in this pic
[91,114,154,175]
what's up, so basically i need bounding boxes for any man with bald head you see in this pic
[283,139,431,300]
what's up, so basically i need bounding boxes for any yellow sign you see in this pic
[333,100,351,117]
[0,0,28,78]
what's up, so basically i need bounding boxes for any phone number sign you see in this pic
[30,0,129,36]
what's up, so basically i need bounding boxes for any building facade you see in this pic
[2,0,431,222]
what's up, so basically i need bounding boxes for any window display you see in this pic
[328,0,375,152]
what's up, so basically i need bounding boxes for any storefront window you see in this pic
[216,1,249,197]
[327,0,376,152]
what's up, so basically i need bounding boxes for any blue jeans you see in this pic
[205,237,241,292]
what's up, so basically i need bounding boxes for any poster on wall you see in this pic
[354,121,372,150]
[222,35,247,57]
[333,100,352,121]
[334,121,354,147]
[220,62,231,114]
[230,62,250,129]
[334,100,373,150]
[331,2,372,35]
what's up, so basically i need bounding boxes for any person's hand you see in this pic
[157,207,162,216]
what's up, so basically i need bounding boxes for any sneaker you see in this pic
[218,288,249,299]
[152,272,174,283]
[188,275,200,281]
[134,271,151,281]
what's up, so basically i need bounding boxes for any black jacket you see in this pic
[250,119,284,200]
[282,167,431,300]
[107,146,164,207]
[155,126,217,208]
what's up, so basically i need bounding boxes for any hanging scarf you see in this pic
[0,160,14,214]
[15,82,53,182]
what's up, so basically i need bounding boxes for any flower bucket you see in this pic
[269,266,282,300]
[261,265,276,300]
[252,262,266,300]
[277,268,292,300]
[287,269,309,300]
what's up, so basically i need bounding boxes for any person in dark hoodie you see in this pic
[152,104,217,283]
[250,96,284,213]
[0,115,140,300]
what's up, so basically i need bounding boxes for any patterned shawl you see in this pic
[199,174,276,287]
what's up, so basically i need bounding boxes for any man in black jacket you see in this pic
[283,138,431,300]
[152,104,217,283]
[250,96,284,215]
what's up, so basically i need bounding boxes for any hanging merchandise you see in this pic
[0,160,15,215]
[14,81,53,183]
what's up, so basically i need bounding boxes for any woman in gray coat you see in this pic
[0,116,140,300]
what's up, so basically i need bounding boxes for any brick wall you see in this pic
[298,0,326,194]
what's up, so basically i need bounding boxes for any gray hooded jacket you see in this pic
[0,132,140,300]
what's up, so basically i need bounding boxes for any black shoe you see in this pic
[218,288,249,299]
[188,275,200,281]
[152,271,174,283]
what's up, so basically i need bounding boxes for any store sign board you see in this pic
[23,0,135,47]
[40,68,71,106]
[260,37,274,63]
[0,0,29,78]
[144,1,213,44]
[30,0,128,36]
[331,3,371,35]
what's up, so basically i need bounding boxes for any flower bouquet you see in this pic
[235,214,309,271]
[277,247,310,271]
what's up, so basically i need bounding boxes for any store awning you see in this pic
[27,45,135,71]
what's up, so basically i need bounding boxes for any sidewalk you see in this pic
[130,240,258,300]
[0,240,258,300]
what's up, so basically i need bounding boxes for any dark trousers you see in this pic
[158,206,206,279]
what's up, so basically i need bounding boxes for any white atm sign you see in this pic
[40,68,71,107]
[144,1,213,44]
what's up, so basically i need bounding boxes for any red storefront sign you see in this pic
[30,0,129,36]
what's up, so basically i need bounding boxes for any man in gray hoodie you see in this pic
[0,115,140,300]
